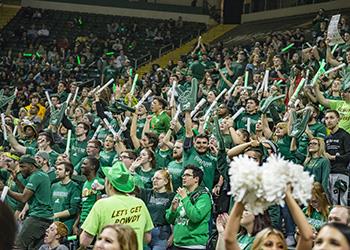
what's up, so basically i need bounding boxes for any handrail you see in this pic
[133,52,152,69]
[159,43,174,57]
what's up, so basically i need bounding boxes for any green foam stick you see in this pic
[106,52,114,56]
[67,235,77,241]
[281,43,295,53]
[113,83,117,93]
[23,53,32,57]
[331,44,338,54]
[77,55,81,65]
[36,52,41,58]
[129,68,133,76]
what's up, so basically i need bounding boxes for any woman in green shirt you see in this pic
[130,148,157,189]
[139,169,175,250]
[303,137,330,193]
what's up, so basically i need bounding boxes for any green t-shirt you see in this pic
[303,207,327,230]
[26,169,53,219]
[136,118,146,139]
[329,100,350,133]
[0,170,27,212]
[51,180,81,233]
[190,61,206,81]
[304,157,330,192]
[26,147,59,168]
[80,177,104,224]
[99,150,117,167]
[166,188,212,247]
[167,160,184,191]
[309,122,327,138]
[135,168,156,189]
[70,138,88,167]
[150,111,171,135]
[81,194,154,250]
[155,148,173,169]
[235,112,261,134]
[183,138,217,190]
[238,233,255,250]
[139,189,175,226]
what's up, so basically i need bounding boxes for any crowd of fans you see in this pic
[1,6,350,250]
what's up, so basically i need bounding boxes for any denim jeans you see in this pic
[281,205,295,237]
[147,226,170,250]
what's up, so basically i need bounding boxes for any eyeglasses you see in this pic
[182,173,193,178]
[308,142,319,146]
[119,155,131,160]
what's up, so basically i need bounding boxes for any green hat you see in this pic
[102,162,135,193]
[19,155,40,168]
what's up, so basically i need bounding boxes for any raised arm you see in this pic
[130,113,141,150]
[285,186,313,250]
[7,128,26,155]
[313,82,330,107]
[223,202,244,250]
[185,111,193,138]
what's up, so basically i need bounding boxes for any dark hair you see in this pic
[122,150,137,160]
[87,156,100,172]
[153,96,168,109]
[184,165,204,185]
[252,212,272,235]
[195,133,209,141]
[38,132,53,146]
[237,128,250,142]
[143,148,156,168]
[321,223,350,246]
[0,201,16,250]
[57,161,74,178]
[247,97,260,106]
[325,109,340,119]
[77,121,90,133]
[144,132,159,150]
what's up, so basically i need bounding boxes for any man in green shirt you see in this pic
[80,162,154,250]
[182,111,218,191]
[35,151,56,183]
[70,122,89,167]
[235,97,261,134]
[150,96,171,135]
[189,54,206,81]
[78,157,104,225]
[8,131,59,168]
[166,165,212,249]
[167,139,184,190]
[0,155,53,250]
[51,161,81,234]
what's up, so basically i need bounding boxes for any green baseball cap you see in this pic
[102,162,135,193]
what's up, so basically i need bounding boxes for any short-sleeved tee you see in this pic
[80,177,104,223]
[150,111,171,135]
[182,139,217,190]
[139,189,174,226]
[51,181,81,233]
[135,168,156,189]
[99,150,116,167]
[70,138,88,167]
[0,170,27,211]
[167,160,183,190]
[155,148,173,169]
[26,170,53,219]
[329,100,350,133]
[81,194,154,250]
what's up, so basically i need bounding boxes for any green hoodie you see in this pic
[166,187,211,247]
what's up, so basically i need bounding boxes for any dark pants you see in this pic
[15,216,52,250]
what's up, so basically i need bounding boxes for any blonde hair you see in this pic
[100,224,138,250]
[252,227,288,250]
[154,169,173,192]
[304,137,327,165]
[305,182,330,220]
[273,122,288,141]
